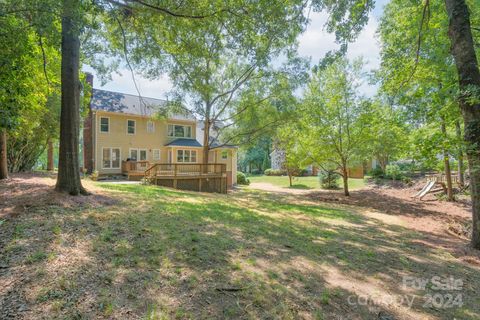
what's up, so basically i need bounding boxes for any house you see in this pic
[269,147,368,179]
[83,86,238,191]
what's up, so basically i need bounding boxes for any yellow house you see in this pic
[83,89,237,190]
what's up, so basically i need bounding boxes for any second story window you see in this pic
[100,117,109,133]
[127,120,136,135]
[168,124,192,138]
[147,120,155,133]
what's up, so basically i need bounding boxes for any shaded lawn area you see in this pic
[1,180,479,319]
[248,174,366,190]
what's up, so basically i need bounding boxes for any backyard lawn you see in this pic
[1,175,479,319]
[248,174,366,190]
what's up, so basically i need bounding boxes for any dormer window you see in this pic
[168,124,192,138]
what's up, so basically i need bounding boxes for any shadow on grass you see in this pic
[1,183,479,319]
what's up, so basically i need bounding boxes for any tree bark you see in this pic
[441,119,454,201]
[444,0,480,248]
[203,118,210,166]
[0,129,8,180]
[47,138,54,171]
[455,120,465,186]
[342,164,349,196]
[55,0,87,195]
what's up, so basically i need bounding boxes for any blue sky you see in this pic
[83,1,390,99]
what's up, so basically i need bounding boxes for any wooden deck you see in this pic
[122,161,228,193]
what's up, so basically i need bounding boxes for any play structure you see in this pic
[412,173,467,200]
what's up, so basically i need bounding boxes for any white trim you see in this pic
[126,119,136,135]
[152,149,161,161]
[129,148,147,161]
[147,120,155,133]
[99,116,110,133]
[167,123,193,138]
[102,147,121,169]
[176,149,197,163]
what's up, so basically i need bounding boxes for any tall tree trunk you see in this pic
[47,138,54,171]
[55,0,87,195]
[455,120,465,187]
[0,129,8,180]
[203,118,210,166]
[445,0,480,248]
[441,119,454,201]
[342,164,349,196]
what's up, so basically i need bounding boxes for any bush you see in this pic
[264,168,287,176]
[237,172,250,185]
[369,167,384,179]
[385,164,403,181]
[318,170,340,189]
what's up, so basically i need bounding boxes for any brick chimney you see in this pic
[83,72,94,173]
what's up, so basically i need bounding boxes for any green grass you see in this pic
[1,181,479,319]
[247,174,366,190]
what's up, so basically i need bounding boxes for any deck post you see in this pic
[199,178,202,192]
[173,164,177,189]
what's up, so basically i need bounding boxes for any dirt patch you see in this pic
[0,173,118,219]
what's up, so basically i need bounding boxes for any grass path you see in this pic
[247,175,366,190]
[1,178,479,319]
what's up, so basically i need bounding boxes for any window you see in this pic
[221,150,228,160]
[102,148,120,169]
[100,117,109,133]
[127,119,136,134]
[139,149,147,161]
[176,150,197,163]
[167,124,192,138]
[129,148,147,161]
[147,120,155,133]
[153,149,160,161]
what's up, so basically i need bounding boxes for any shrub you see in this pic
[264,169,286,176]
[369,167,384,179]
[237,172,250,185]
[318,170,340,189]
[385,164,403,181]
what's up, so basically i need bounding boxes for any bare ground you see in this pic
[1,174,479,319]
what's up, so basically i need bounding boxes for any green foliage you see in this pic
[385,164,403,181]
[236,172,250,185]
[318,170,340,190]
[264,169,287,176]
[368,167,385,179]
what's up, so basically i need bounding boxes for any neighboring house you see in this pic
[83,87,237,188]
[269,147,369,178]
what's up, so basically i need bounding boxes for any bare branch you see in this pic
[38,35,51,88]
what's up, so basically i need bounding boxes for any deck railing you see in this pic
[145,163,226,180]
[121,160,150,175]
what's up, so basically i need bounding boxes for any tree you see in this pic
[365,101,409,172]
[55,0,87,194]
[0,12,51,179]
[377,0,465,201]
[444,0,480,247]
[295,58,370,196]
[105,1,307,165]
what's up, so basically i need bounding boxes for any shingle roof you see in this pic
[91,89,194,120]
[165,138,203,147]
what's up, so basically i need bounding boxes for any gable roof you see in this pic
[90,89,193,121]
[165,138,203,148]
